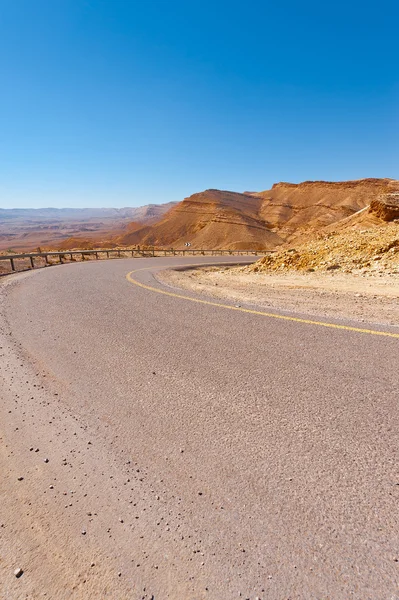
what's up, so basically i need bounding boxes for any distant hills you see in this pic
[1,179,398,252]
[0,204,178,222]
[0,202,177,251]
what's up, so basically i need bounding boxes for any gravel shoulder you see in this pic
[0,273,141,599]
[158,267,399,326]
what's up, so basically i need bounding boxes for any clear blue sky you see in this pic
[0,0,398,208]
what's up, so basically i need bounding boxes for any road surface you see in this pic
[0,256,398,599]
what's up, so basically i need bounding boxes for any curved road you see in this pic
[0,256,398,599]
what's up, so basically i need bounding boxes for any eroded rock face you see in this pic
[369,194,399,221]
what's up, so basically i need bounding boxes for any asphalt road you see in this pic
[1,256,398,600]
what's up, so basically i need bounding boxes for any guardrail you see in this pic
[0,247,273,274]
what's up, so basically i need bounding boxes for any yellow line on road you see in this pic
[126,266,399,339]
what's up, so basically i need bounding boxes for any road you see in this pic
[0,256,398,600]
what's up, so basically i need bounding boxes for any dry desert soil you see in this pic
[158,267,399,327]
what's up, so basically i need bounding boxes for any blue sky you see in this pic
[0,0,398,208]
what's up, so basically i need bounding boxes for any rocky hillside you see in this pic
[255,178,399,240]
[115,189,284,250]
[247,220,399,275]
[369,193,399,221]
[115,178,399,250]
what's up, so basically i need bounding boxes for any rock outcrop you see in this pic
[256,178,399,240]
[369,194,399,221]
[247,222,399,274]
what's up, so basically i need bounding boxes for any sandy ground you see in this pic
[158,267,399,327]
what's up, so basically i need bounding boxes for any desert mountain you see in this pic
[115,179,399,250]
[115,189,284,250]
[254,178,399,240]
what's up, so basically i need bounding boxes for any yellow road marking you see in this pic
[126,266,399,339]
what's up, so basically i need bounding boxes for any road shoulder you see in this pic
[157,266,399,326]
